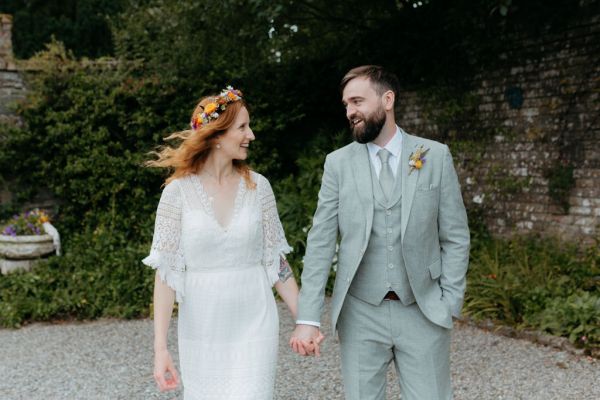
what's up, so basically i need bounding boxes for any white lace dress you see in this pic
[142,171,291,400]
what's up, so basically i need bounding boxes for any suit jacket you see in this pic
[298,129,470,330]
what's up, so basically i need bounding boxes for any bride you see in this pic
[143,87,309,399]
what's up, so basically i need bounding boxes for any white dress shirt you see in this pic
[296,127,403,328]
[366,126,402,178]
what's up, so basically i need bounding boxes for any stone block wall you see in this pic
[0,14,25,125]
[397,16,600,243]
[0,14,26,205]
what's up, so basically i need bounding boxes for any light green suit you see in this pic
[298,129,470,399]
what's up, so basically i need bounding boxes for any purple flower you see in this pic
[3,225,17,237]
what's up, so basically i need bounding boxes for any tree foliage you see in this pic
[0,0,125,58]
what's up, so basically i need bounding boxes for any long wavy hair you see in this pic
[146,95,255,189]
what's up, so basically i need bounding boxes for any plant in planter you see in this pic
[0,209,60,274]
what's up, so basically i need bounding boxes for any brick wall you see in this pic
[397,16,600,243]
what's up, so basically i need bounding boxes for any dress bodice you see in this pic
[178,175,263,272]
[142,171,291,303]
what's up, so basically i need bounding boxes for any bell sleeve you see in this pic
[259,175,293,286]
[142,180,186,302]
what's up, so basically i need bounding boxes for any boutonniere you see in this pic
[408,145,430,175]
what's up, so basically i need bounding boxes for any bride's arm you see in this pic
[153,272,179,391]
[274,257,299,320]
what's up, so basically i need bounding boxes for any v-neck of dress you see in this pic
[192,175,246,232]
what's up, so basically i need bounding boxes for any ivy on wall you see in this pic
[545,162,576,213]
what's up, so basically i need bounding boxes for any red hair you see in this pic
[146,95,255,188]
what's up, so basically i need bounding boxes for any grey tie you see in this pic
[377,149,395,201]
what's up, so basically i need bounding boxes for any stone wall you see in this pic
[397,16,600,243]
[0,14,26,205]
[0,14,25,125]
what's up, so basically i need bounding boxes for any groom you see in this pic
[290,65,470,399]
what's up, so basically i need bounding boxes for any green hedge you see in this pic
[0,229,152,328]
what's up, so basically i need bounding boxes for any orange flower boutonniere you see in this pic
[408,145,430,175]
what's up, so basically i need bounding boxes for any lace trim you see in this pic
[142,250,185,303]
[265,243,293,286]
[258,173,293,286]
[190,175,247,231]
[143,180,186,302]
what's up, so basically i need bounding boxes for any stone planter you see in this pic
[0,234,55,274]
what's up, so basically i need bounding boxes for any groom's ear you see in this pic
[382,90,395,111]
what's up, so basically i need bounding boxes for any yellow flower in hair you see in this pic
[227,92,237,100]
[204,102,218,115]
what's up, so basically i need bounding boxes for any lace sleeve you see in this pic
[142,180,186,302]
[259,175,292,286]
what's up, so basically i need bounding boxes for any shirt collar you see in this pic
[366,126,403,159]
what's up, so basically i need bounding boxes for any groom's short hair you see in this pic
[340,65,400,97]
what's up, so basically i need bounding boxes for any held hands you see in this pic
[154,348,180,392]
[289,324,325,357]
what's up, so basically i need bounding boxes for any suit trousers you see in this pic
[337,293,453,400]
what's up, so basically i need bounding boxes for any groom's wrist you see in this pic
[296,320,320,327]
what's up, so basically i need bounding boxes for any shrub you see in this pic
[0,41,171,240]
[0,228,152,328]
[274,131,349,293]
[464,235,600,351]
[533,291,600,347]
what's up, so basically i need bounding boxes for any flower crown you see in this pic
[191,86,243,130]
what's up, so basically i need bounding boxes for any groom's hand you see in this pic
[290,324,324,356]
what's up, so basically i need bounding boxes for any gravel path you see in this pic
[1,300,598,400]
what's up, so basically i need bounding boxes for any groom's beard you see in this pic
[349,108,386,144]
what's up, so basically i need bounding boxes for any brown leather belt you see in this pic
[383,291,400,300]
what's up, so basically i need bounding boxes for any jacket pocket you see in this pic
[417,184,439,192]
[428,259,442,280]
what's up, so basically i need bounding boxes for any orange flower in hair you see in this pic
[204,102,218,115]
[190,86,243,130]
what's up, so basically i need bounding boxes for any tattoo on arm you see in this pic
[278,257,293,282]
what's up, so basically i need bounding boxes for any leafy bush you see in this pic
[533,291,600,347]
[0,42,167,327]
[0,41,171,239]
[464,235,600,351]
[275,131,349,292]
[0,228,152,328]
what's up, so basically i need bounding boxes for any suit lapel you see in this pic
[400,131,420,239]
[350,143,374,239]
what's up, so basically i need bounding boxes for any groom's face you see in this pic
[342,77,386,144]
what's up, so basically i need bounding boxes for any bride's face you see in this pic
[218,107,255,161]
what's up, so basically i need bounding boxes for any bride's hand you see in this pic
[154,348,180,391]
